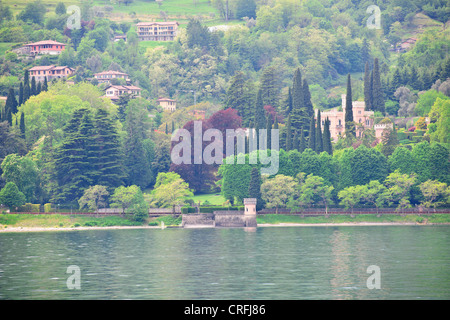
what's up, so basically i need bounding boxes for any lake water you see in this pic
[0,226,449,300]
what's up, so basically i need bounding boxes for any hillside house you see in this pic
[29,65,74,82]
[157,98,176,112]
[136,21,179,41]
[94,70,130,84]
[23,40,67,56]
[104,85,142,101]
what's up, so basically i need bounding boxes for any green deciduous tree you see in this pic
[150,172,193,208]
[383,170,416,213]
[0,181,26,209]
[419,179,449,212]
[359,180,387,216]
[261,174,296,213]
[338,185,363,215]
[78,185,109,216]
[1,154,39,203]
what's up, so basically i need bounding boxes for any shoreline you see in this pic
[1,221,449,233]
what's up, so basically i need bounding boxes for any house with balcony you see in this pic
[28,65,74,82]
[157,97,176,112]
[23,40,67,56]
[136,21,179,41]
[104,85,142,101]
[94,70,130,84]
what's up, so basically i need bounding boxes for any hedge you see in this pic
[17,203,41,212]
[181,206,245,214]
[44,203,52,213]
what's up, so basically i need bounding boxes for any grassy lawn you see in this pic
[186,193,226,205]
[92,0,217,16]
[0,42,19,55]
[0,214,142,228]
[3,0,80,15]
[257,214,450,225]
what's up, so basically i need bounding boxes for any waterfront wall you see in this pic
[182,211,257,228]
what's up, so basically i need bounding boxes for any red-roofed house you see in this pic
[24,40,67,56]
[29,65,74,82]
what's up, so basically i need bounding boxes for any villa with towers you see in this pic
[317,94,391,141]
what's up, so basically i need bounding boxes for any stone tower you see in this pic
[244,198,257,215]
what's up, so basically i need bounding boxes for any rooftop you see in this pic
[136,21,179,26]
[25,40,66,46]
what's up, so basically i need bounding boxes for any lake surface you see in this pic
[0,226,449,299]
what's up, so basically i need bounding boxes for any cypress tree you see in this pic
[392,68,401,92]
[253,89,266,131]
[42,77,48,92]
[165,123,168,134]
[36,81,42,95]
[18,82,23,106]
[23,80,30,105]
[345,74,355,137]
[266,113,272,150]
[290,68,304,134]
[286,87,293,114]
[303,79,314,120]
[292,130,298,151]
[5,88,18,115]
[248,167,264,211]
[30,76,36,97]
[315,110,323,153]
[298,127,305,153]
[285,114,292,151]
[19,111,25,139]
[364,62,372,110]
[323,117,332,155]
[369,69,374,109]
[372,58,385,114]
[308,116,315,151]
[172,120,175,133]
[361,38,370,70]
[273,115,279,130]
[5,106,12,126]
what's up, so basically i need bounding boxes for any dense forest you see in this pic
[0,0,449,218]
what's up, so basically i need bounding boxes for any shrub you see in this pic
[181,206,196,214]
[415,129,425,136]
[44,203,52,213]
[84,221,98,227]
[17,203,40,212]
